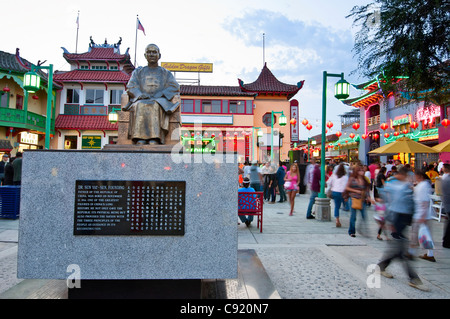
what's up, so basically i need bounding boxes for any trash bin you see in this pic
[0,185,20,219]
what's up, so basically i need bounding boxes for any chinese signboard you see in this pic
[290,100,299,142]
[82,135,102,149]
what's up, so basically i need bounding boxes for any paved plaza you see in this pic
[0,191,449,299]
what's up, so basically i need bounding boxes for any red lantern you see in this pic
[345,140,349,143]
[393,131,399,137]
[384,133,390,138]
[306,124,313,131]
[302,119,309,126]
[336,131,342,138]
[32,95,39,100]
[326,121,333,129]
[441,119,449,127]
[373,133,379,139]
[290,118,297,126]
[361,134,367,140]
[338,143,341,146]
[380,123,388,131]
[352,123,360,130]
[349,132,355,139]
[410,121,418,129]
[402,129,409,134]
[2,86,10,92]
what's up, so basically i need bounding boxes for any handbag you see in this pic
[418,224,434,250]
[285,181,292,189]
[351,196,363,210]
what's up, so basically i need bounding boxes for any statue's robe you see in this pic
[126,66,180,144]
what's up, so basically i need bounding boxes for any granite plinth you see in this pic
[17,150,238,280]
[314,197,331,221]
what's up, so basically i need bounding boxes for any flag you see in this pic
[137,18,145,36]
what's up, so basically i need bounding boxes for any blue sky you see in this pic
[3,0,371,138]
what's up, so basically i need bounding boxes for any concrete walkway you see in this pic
[1,191,449,299]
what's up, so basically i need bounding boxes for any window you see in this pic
[66,89,80,104]
[246,100,253,114]
[91,65,107,70]
[110,66,118,70]
[85,89,104,104]
[229,101,237,114]
[0,92,9,108]
[80,65,89,70]
[202,100,221,113]
[16,95,23,110]
[110,90,123,105]
[182,99,194,113]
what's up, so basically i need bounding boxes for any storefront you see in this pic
[18,132,41,152]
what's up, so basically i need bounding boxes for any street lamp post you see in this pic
[24,64,54,149]
[315,71,349,221]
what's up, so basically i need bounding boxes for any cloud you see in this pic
[222,9,355,89]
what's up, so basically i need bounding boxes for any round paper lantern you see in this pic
[393,131,400,137]
[373,133,379,139]
[349,132,355,139]
[384,133,390,138]
[184,133,188,137]
[441,118,449,127]
[290,118,297,126]
[306,124,313,131]
[361,134,368,140]
[326,121,333,129]
[32,95,39,100]
[380,123,388,131]
[410,121,419,129]
[352,123,360,130]
[2,86,10,92]
[336,131,342,138]
[402,129,409,134]
[302,119,309,126]
[338,143,341,146]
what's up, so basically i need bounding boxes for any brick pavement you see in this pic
[1,192,449,299]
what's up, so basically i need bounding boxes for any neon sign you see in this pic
[416,105,440,125]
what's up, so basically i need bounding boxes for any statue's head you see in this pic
[144,44,161,65]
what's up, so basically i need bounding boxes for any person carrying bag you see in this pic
[345,164,370,237]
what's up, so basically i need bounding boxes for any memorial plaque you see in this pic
[74,180,185,236]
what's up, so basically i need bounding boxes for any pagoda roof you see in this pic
[0,49,62,89]
[238,63,304,99]
[180,85,256,97]
[55,115,117,131]
[342,90,384,108]
[63,47,130,62]
[53,70,131,84]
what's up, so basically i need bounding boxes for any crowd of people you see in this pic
[0,152,23,186]
[238,157,450,292]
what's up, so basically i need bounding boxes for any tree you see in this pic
[347,0,449,105]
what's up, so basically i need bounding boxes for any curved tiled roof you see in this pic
[238,63,304,99]
[55,115,118,130]
[54,70,131,83]
[64,47,130,61]
[180,85,255,97]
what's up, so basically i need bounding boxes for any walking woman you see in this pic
[285,163,300,216]
[327,163,349,227]
[346,164,370,237]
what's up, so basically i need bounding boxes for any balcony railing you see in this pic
[0,107,55,133]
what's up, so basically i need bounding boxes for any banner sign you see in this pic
[161,62,213,73]
[82,135,102,149]
[290,100,299,142]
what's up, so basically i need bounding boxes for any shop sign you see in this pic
[161,62,213,73]
[20,132,38,145]
[82,135,102,149]
[416,104,440,125]
[290,103,299,142]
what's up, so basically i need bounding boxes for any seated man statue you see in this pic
[122,44,180,145]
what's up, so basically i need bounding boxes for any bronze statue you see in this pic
[122,44,180,145]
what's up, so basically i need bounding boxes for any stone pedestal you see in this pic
[18,150,238,281]
[314,197,331,221]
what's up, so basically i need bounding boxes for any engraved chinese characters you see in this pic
[74,181,185,236]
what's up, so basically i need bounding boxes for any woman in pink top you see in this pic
[285,163,300,216]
